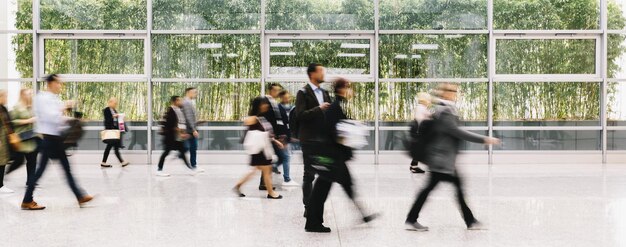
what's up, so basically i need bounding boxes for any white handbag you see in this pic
[100,130,121,141]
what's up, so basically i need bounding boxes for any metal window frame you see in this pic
[493,34,602,81]
[263,33,376,82]
[36,33,148,80]
[0,0,621,163]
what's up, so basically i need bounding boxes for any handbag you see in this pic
[0,110,20,150]
[100,129,121,143]
[18,130,37,141]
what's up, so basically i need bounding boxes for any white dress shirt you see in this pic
[34,91,67,136]
[307,82,324,105]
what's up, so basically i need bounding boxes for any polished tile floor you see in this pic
[1,159,626,247]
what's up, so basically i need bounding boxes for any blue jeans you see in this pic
[277,144,291,182]
[185,136,198,167]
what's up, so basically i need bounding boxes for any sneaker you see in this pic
[282,180,300,187]
[272,167,282,175]
[121,161,130,167]
[21,201,45,210]
[192,167,205,173]
[405,221,429,231]
[100,163,112,168]
[156,171,170,177]
[78,195,95,208]
[0,186,15,193]
[467,221,487,230]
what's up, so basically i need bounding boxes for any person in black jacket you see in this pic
[101,97,129,168]
[305,78,379,233]
[156,96,194,177]
[295,63,332,216]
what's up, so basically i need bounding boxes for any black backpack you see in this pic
[404,118,436,163]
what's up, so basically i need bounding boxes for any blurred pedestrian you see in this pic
[409,92,432,174]
[156,96,195,177]
[234,97,283,199]
[405,83,500,231]
[0,90,15,193]
[182,87,203,172]
[21,74,94,210]
[7,89,39,187]
[278,90,298,187]
[258,83,286,190]
[305,78,379,233]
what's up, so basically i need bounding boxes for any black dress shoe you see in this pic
[259,186,276,191]
[267,194,283,199]
[232,187,245,197]
[305,225,331,233]
[410,167,426,173]
[363,213,380,223]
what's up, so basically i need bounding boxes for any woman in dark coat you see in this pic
[156,96,194,177]
[101,97,129,168]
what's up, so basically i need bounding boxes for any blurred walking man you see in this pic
[405,83,500,231]
[21,74,94,210]
[182,87,203,172]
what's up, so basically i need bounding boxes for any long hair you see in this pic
[248,96,267,116]
[19,88,33,107]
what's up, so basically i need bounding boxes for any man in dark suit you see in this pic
[294,63,332,224]
[405,83,500,232]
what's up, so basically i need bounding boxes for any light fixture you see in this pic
[198,43,222,49]
[337,53,366,57]
[212,53,223,58]
[444,34,465,39]
[270,42,293,47]
[412,44,439,50]
[412,55,422,59]
[340,43,370,49]
[394,54,408,59]
[226,53,238,58]
[270,52,296,56]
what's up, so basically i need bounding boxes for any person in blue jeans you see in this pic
[278,90,299,186]
[182,87,203,172]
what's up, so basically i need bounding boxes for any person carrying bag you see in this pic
[100,97,129,168]
[6,89,40,188]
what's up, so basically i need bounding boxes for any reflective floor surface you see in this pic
[1,160,626,247]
